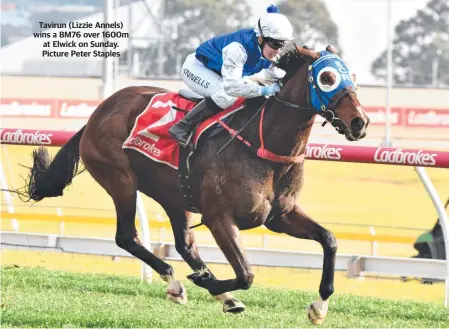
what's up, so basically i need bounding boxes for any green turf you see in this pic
[2,266,448,328]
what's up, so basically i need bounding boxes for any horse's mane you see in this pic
[274,46,306,84]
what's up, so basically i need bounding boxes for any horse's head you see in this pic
[276,45,369,141]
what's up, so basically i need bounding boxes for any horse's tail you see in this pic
[22,125,86,202]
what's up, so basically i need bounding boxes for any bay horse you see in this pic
[18,45,369,325]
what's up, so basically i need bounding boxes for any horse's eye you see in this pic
[320,72,335,85]
[317,67,341,92]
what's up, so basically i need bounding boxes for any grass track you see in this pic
[2,266,448,328]
[2,250,446,304]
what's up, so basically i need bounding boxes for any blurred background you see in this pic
[1,0,449,305]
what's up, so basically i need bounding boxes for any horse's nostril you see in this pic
[351,117,365,131]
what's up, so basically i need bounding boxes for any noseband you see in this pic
[273,60,355,135]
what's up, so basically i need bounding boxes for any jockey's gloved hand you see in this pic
[260,83,281,96]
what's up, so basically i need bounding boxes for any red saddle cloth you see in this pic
[122,92,246,169]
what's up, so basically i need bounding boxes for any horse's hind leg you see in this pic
[162,206,211,273]
[187,212,252,313]
[81,150,187,304]
[264,205,337,325]
[162,206,238,305]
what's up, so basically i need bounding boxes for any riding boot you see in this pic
[169,97,221,147]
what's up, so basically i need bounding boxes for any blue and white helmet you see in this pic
[254,5,294,42]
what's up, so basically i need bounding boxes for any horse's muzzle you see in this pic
[347,117,368,141]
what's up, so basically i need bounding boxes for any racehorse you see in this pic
[18,45,369,325]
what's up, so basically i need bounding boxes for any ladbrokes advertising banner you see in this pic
[0,98,101,119]
[0,99,57,117]
[1,98,449,128]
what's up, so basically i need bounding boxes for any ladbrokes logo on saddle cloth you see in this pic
[122,92,246,169]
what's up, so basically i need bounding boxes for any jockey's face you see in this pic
[261,37,286,61]
[263,43,283,61]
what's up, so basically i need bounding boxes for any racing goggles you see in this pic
[264,38,287,50]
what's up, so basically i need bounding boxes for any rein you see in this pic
[274,63,350,135]
[216,97,304,165]
[215,52,354,164]
[256,101,304,164]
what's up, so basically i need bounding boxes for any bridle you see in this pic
[271,55,356,135]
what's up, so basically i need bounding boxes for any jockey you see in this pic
[169,4,294,147]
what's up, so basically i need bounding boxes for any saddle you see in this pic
[174,89,267,214]
[178,89,203,103]
[175,89,217,213]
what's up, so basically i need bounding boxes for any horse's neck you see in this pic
[262,80,316,159]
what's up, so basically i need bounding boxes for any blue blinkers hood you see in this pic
[308,50,356,113]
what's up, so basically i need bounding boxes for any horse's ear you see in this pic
[326,45,337,54]
[351,73,359,90]
[294,44,318,60]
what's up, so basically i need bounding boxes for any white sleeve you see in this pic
[245,64,286,85]
[221,42,263,98]
[265,64,286,81]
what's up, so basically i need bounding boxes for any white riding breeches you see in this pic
[180,53,239,109]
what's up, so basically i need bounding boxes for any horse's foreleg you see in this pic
[264,205,337,325]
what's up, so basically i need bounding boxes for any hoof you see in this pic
[307,299,328,325]
[187,272,201,282]
[166,280,187,305]
[223,298,246,314]
[187,269,212,289]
